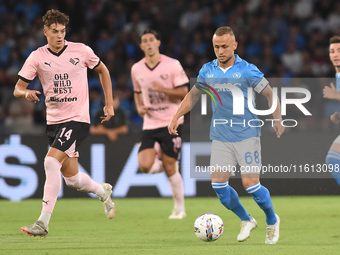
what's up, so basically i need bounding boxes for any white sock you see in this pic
[149,158,164,174]
[174,204,185,212]
[38,211,52,227]
[96,184,106,200]
[168,171,185,208]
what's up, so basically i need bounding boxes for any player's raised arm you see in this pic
[13,79,41,103]
[261,85,285,138]
[168,85,202,135]
[94,61,114,123]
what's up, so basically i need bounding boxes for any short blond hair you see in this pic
[214,26,235,38]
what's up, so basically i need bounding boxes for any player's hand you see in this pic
[25,90,41,103]
[137,105,148,117]
[168,117,179,136]
[330,112,340,124]
[100,105,114,123]
[323,83,337,99]
[151,81,164,92]
[273,119,284,138]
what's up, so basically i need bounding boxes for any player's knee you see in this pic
[44,156,61,172]
[63,173,81,189]
[163,165,176,177]
[138,159,151,173]
[139,166,151,173]
[242,177,259,189]
[138,159,153,173]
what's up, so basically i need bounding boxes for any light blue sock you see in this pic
[212,181,251,221]
[246,182,276,225]
[326,150,340,186]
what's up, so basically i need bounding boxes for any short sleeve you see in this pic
[172,60,189,87]
[18,52,38,82]
[131,64,141,93]
[84,45,100,69]
[196,64,207,89]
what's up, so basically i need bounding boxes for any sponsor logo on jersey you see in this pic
[69,58,79,65]
[44,62,51,67]
[50,96,78,102]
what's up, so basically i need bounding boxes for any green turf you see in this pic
[0,196,340,255]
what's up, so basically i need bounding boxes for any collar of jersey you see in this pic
[47,40,68,57]
[213,54,242,67]
[144,54,163,71]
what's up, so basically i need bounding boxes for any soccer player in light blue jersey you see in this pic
[323,35,340,186]
[169,26,284,244]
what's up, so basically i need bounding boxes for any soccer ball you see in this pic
[194,213,224,241]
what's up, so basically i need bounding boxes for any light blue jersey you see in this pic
[197,54,269,143]
[336,73,340,92]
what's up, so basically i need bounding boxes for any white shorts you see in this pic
[210,137,262,176]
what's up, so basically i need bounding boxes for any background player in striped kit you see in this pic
[131,29,189,219]
[169,26,284,243]
[14,9,116,237]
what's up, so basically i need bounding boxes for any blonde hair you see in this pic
[214,26,235,38]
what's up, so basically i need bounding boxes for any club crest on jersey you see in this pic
[160,74,168,80]
[233,72,241,78]
[69,58,79,65]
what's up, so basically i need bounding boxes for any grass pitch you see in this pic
[0,196,340,255]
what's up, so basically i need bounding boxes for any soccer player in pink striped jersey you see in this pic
[131,29,189,219]
[14,9,116,238]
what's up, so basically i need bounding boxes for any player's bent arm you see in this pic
[261,85,285,138]
[13,79,41,103]
[168,86,202,135]
[152,81,189,100]
[94,62,114,122]
[134,92,147,117]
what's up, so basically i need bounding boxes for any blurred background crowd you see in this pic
[0,0,339,136]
